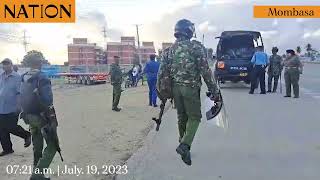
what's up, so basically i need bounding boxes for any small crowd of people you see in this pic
[249,46,303,98]
[0,55,58,180]
[110,54,160,111]
[127,63,143,87]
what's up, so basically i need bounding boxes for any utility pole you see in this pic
[202,34,205,45]
[102,26,107,45]
[22,30,30,53]
[135,24,142,64]
[0,31,30,54]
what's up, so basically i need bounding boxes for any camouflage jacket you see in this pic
[283,55,302,68]
[268,55,283,76]
[110,63,122,85]
[158,39,219,95]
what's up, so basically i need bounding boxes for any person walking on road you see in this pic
[0,58,31,157]
[283,49,303,98]
[267,47,283,93]
[144,54,160,107]
[132,65,139,87]
[135,63,143,86]
[158,19,222,166]
[249,46,269,94]
[20,52,61,180]
[110,56,123,112]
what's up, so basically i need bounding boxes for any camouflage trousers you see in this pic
[112,84,122,109]
[173,84,201,148]
[267,73,280,92]
[26,114,57,175]
[284,68,300,97]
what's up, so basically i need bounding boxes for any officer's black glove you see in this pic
[206,91,221,102]
[19,111,29,125]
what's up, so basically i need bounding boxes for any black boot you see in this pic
[176,143,192,166]
[0,150,14,157]
[24,134,32,148]
[30,174,50,180]
[112,107,122,112]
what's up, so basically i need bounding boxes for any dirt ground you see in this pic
[0,82,158,180]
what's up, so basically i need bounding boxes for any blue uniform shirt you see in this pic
[144,60,160,80]
[0,71,21,114]
[251,51,269,66]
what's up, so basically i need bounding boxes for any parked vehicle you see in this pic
[59,65,109,85]
[214,31,264,84]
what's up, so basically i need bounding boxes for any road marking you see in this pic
[314,96,320,99]
[300,87,320,100]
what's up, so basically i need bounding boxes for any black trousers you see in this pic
[268,74,280,92]
[250,65,266,93]
[0,113,30,152]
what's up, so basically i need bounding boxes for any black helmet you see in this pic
[174,19,195,39]
[272,47,279,52]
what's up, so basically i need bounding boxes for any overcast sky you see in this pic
[0,0,320,64]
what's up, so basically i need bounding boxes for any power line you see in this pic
[102,26,107,48]
[22,30,30,53]
[0,31,30,53]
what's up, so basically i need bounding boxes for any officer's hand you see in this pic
[206,91,221,102]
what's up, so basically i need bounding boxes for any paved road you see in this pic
[118,63,320,180]
[300,63,320,99]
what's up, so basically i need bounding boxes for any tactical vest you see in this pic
[170,40,202,87]
[20,72,45,114]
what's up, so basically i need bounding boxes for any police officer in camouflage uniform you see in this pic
[267,47,283,93]
[158,19,221,166]
[283,49,302,98]
[20,52,58,180]
[110,56,123,112]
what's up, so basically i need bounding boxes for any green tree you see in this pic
[22,50,49,67]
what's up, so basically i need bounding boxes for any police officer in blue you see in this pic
[144,54,160,107]
[249,46,269,94]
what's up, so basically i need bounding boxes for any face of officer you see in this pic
[272,50,278,55]
[2,62,13,73]
[30,61,42,70]
[208,49,213,56]
[114,57,120,65]
[257,46,263,52]
[150,54,156,61]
